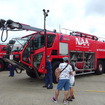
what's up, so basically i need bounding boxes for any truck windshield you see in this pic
[32,34,45,50]
[12,33,55,51]
[32,34,55,50]
[12,35,32,51]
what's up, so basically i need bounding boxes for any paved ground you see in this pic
[0,71,105,105]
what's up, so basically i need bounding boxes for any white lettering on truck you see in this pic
[76,37,90,46]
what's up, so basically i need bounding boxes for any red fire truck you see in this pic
[1,19,105,82]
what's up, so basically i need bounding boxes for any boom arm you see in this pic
[0,19,52,32]
[0,19,52,42]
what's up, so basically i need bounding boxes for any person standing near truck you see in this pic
[43,56,53,89]
[67,63,76,101]
[8,64,15,77]
[52,57,73,104]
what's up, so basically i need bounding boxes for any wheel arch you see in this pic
[95,59,105,74]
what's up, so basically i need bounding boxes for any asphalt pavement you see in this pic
[0,71,105,105]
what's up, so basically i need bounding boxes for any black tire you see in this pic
[52,61,61,83]
[0,60,4,71]
[26,70,36,78]
[15,68,22,74]
[95,61,104,75]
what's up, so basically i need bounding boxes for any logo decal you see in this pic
[76,38,90,46]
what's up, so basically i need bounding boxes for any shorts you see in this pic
[57,79,70,91]
[70,81,75,87]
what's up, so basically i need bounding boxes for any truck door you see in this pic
[21,34,45,65]
[22,45,31,64]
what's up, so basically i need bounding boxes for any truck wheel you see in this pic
[0,60,4,71]
[52,61,60,83]
[15,68,22,74]
[26,70,36,78]
[95,61,104,75]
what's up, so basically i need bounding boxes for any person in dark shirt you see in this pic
[8,64,15,77]
[43,56,53,89]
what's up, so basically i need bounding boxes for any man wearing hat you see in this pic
[43,56,53,89]
[52,57,73,104]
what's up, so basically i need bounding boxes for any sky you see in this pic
[0,0,105,43]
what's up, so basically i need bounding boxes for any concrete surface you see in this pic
[0,71,105,105]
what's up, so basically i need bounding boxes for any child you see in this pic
[67,63,76,101]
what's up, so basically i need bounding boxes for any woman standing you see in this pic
[67,63,76,101]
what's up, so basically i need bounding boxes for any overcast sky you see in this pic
[0,0,105,43]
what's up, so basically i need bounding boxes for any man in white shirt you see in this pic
[52,57,73,104]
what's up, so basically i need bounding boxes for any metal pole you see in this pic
[43,9,49,69]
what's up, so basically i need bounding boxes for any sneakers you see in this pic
[51,97,57,103]
[47,87,53,89]
[66,95,75,101]
[72,96,75,99]
[63,100,67,104]
[67,97,73,101]
[43,85,47,88]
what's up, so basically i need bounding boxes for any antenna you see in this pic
[59,25,61,33]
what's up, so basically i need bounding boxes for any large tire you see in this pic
[15,68,22,74]
[0,60,4,71]
[52,61,60,83]
[26,70,36,78]
[95,61,104,75]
